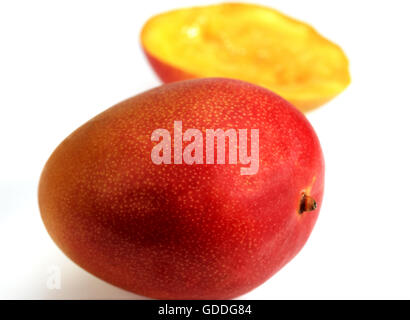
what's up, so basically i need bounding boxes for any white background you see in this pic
[1,0,409,299]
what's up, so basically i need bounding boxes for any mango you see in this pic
[141,3,350,112]
[38,78,324,299]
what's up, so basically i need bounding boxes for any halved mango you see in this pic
[141,3,350,112]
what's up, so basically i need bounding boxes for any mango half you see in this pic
[141,3,350,112]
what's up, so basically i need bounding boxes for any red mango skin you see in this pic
[38,78,324,299]
[142,49,337,112]
[143,48,195,83]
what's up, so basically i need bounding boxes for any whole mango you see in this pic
[38,78,324,299]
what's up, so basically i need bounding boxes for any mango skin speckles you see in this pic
[38,78,324,299]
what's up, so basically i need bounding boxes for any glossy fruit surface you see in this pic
[141,3,350,112]
[38,78,324,299]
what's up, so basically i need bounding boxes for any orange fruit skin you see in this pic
[38,78,324,299]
